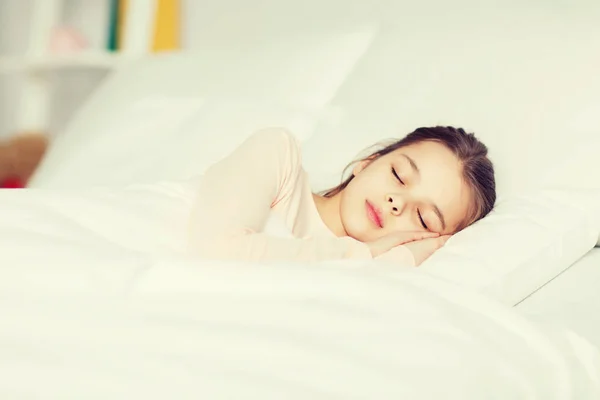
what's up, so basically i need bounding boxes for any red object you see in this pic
[1,177,25,189]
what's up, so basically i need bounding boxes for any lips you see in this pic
[365,200,383,228]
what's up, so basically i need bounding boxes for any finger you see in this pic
[414,235,448,248]
[410,232,440,243]
[389,231,440,246]
[402,230,439,239]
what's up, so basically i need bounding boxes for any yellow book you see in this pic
[152,0,180,52]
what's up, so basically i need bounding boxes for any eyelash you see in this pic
[417,210,428,230]
[392,167,428,230]
[391,167,404,185]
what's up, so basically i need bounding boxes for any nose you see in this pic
[386,194,404,216]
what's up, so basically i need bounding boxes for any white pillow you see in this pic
[420,189,599,306]
[30,27,377,188]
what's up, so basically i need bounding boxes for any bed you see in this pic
[0,180,599,399]
[1,236,600,400]
[4,2,600,398]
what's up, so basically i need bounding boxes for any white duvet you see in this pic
[1,183,599,399]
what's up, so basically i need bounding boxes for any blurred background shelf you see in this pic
[0,0,180,136]
[0,51,129,73]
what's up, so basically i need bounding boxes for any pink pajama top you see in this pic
[189,128,415,266]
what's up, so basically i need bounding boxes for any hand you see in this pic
[367,231,440,258]
[403,235,451,266]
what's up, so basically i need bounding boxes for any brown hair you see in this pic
[321,126,496,231]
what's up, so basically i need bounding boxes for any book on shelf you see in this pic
[110,0,180,53]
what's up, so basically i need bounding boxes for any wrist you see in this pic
[374,245,416,267]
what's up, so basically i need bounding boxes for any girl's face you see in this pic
[337,140,472,243]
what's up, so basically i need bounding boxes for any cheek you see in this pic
[339,190,360,227]
[386,214,423,235]
[338,189,375,241]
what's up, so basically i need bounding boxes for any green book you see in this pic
[106,0,119,51]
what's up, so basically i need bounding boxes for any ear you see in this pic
[352,157,374,176]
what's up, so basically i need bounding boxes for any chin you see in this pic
[342,221,376,243]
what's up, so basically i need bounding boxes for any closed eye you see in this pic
[391,167,404,185]
[417,210,429,230]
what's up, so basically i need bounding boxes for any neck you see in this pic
[312,193,346,237]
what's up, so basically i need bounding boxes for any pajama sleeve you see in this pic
[188,128,372,262]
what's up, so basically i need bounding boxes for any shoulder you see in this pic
[247,127,301,152]
[245,127,303,167]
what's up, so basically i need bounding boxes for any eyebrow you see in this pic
[433,205,447,231]
[401,154,420,176]
[401,154,446,231]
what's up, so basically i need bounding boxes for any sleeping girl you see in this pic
[188,126,496,266]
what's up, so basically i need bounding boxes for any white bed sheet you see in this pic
[3,255,600,399]
[1,185,600,398]
[516,248,600,349]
